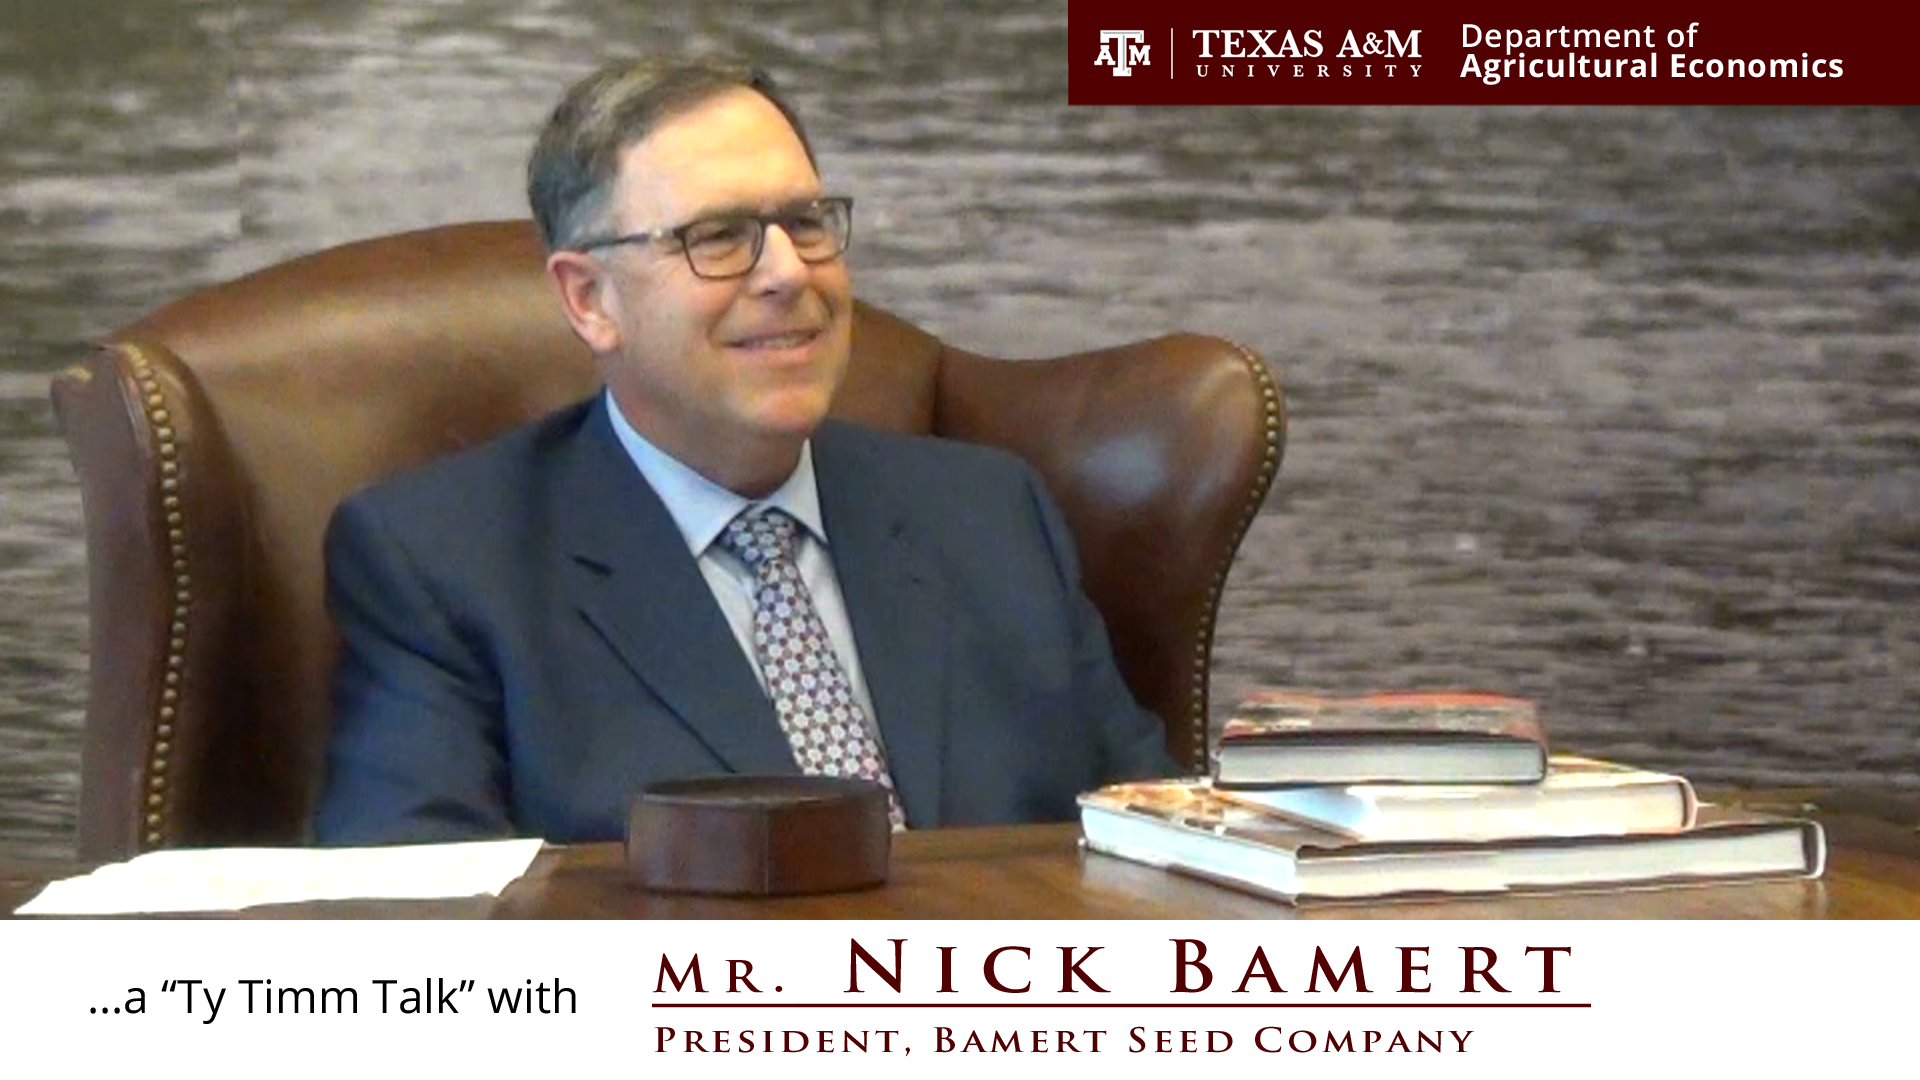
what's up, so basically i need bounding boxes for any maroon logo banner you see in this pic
[1069,1,1917,104]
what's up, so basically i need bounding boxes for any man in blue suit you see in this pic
[313,57,1177,845]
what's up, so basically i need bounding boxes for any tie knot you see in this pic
[720,507,799,568]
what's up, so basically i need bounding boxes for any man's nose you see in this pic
[747,223,810,290]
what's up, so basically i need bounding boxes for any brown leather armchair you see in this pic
[50,220,1285,858]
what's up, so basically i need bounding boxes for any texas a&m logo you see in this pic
[1095,30,1150,75]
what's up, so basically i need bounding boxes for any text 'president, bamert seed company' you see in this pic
[651,1026,1477,1055]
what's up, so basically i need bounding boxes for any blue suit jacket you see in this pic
[313,396,1177,844]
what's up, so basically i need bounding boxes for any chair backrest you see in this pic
[50,220,1285,858]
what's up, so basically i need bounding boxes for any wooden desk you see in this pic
[7,792,1918,919]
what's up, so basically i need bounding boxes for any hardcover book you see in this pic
[1219,755,1697,842]
[1077,780,1825,905]
[1215,690,1549,787]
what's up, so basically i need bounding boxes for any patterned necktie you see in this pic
[718,507,906,830]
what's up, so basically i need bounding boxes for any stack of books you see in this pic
[1078,690,1827,904]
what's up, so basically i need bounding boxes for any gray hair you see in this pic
[526,57,818,251]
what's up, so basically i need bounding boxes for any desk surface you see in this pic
[6,790,1918,919]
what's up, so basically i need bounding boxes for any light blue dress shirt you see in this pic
[603,391,884,743]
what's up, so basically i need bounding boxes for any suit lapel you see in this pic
[814,423,949,827]
[557,400,796,775]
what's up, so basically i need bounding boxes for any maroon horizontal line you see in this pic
[652,1001,1592,1009]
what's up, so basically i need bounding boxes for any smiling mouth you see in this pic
[732,328,820,350]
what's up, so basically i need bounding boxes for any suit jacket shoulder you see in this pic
[329,396,600,563]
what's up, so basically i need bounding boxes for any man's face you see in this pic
[580,88,852,489]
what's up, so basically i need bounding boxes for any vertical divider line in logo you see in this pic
[1169,28,1173,78]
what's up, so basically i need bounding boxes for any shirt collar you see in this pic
[604,389,828,557]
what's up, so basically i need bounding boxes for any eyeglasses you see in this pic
[568,196,854,280]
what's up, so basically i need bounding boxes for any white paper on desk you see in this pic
[12,838,544,915]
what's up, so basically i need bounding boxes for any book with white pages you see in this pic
[1218,754,1698,842]
[1214,690,1549,786]
[1077,779,1825,905]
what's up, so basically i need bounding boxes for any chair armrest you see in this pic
[51,341,247,858]
[933,335,1285,770]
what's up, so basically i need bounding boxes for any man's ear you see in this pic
[545,250,622,354]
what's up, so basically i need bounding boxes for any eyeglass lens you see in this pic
[683,200,850,279]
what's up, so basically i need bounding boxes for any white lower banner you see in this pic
[2,918,1908,1074]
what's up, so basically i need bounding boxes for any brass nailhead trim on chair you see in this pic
[1186,342,1284,772]
[122,344,193,850]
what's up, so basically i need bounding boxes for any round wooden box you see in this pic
[626,775,892,895]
